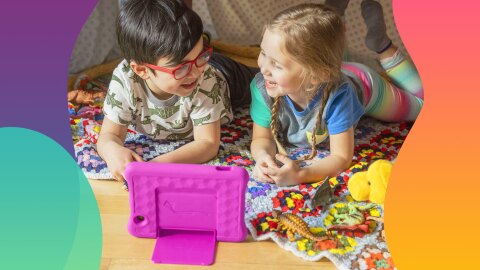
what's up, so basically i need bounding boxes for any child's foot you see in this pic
[361,0,392,53]
[325,0,350,16]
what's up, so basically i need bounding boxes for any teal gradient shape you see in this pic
[0,127,101,270]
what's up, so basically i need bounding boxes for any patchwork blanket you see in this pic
[71,76,407,270]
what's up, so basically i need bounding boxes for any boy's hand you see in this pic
[104,145,144,182]
[266,154,304,186]
[252,154,278,183]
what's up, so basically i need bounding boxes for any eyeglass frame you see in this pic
[143,46,213,80]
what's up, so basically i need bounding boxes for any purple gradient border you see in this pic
[0,0,97,155]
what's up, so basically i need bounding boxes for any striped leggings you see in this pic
[342,50,424,122]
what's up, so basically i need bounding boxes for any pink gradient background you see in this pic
[386,0,480,268]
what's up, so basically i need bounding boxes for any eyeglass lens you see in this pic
[174,50,212,79]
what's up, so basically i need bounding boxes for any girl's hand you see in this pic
[267,154,305,186]
[252,154,278,183]
[103,145,144,182]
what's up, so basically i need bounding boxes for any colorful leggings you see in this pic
[342,50,424,122]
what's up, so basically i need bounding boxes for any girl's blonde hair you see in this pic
[267,4,345,160]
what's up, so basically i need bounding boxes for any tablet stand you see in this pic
[125,162,248,265]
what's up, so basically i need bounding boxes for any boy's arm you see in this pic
[97,118,143,181]
[149,120,221,164]
[97,118,128,150]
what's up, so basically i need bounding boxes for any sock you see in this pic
[361,0,392,53]
[324,0,350,16]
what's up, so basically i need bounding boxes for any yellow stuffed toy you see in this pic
[348,160,393,204]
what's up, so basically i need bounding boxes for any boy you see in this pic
[97,0,256,182]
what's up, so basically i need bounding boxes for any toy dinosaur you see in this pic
[332,203,375,226]
[310,177,336,210]
[365,216,385,239]
[326,203,380,238]
[272,210,339,250]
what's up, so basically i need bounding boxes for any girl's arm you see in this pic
[251,123,277,161]
[149,120,221,164]
[266,127,354,186]
[301,126,354,182]
[250,123,279,182]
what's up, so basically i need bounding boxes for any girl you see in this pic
[250,1,423,186]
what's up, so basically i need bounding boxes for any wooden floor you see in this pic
[89,180,337,270]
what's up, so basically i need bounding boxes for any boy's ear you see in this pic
[130,61,150,80]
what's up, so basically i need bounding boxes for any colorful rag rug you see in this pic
[71,78,409,270]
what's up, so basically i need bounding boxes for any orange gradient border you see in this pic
[386,0,480,268]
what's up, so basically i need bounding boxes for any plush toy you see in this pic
[347,160,393,204]
[68,89,107,105]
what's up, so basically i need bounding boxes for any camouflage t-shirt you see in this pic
[103,60,232,140]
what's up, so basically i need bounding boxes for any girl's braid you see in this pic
[271,96,287,155]
[306,83,332,160]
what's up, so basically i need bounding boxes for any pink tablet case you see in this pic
[124,162,248,265]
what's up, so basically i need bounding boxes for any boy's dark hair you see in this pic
[117,0,203,66]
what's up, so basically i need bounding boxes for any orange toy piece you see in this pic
[272,210,341,250]
[68,89,107,105]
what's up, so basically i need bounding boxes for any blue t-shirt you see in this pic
[250,72,364,148]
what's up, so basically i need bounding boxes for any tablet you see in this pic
[124,162,248,265]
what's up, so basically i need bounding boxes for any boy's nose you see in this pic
[189,63,203,78]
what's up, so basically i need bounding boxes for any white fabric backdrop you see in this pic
[69,0,406,74]
[69,0,122,74]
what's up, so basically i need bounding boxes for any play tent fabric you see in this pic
[70,0,406,74]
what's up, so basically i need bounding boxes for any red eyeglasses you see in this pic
[144,46,213,80]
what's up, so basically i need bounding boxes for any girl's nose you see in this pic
[258,55,269,76]
[259,62,271,77]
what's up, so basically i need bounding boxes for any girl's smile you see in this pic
[258,29,313,108]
